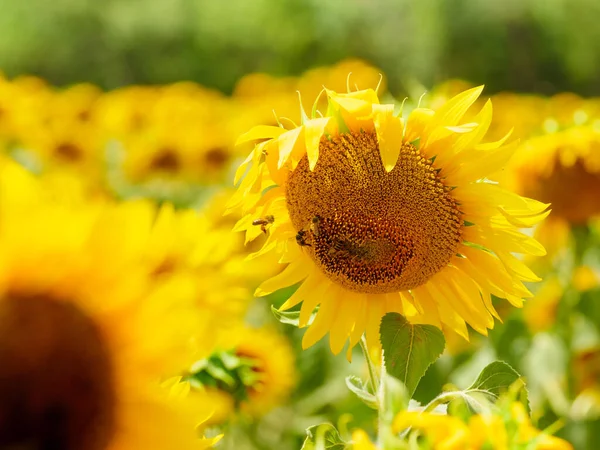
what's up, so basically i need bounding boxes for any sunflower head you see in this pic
[0,161,219,450]
[231,84,549,357]
[190,326,296,417]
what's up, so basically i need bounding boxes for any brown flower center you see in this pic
[149,148,180,172]
[521,159,600,225]
[286,131,463,294]
[55,143,83,162]
[0,295,116,450]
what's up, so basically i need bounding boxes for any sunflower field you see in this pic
[1,1,600,449]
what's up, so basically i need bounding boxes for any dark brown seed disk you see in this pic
[0,294,116,450]
[285,131,463,294]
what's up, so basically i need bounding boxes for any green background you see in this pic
[2,0,600,95]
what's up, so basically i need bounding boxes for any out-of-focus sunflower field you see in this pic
[1,1,600,449]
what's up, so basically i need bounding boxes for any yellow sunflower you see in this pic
[230,85,548,357]
[190,326,296,418]
[506,122,600,225]
[142,200,258,354]
[97,82,238,189]
[0,161,219,449]
[349,396,572,450]
[389,402,572,450]
[233,326,296,416]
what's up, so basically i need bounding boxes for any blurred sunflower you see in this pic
[143,201,254,344]
[233,59,384,131]
[496,93,600,226]
[350,396,572,449]
[0,162,219,449]
[99,83,239,191]
[388,401,572,450]
[230,85,548,357]
[507,124,600,225]
[190,326,296,418]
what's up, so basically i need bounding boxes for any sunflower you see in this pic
[98,82,239,191]
[190,326,296,418]
[350,397,573,450]
[142,201,257,352]
[232,326,296,415]
[230,85,548,357]
[233,59,384,133]
[0,161,219,449]
[390,402,572,450]
[506,122,600,225]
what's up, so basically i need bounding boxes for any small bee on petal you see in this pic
[252,215,275,234]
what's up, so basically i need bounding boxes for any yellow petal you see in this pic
[365,297,386,348]
[329,288,356,355]
[404,108,435,143]
[499,207,552,228]
[475,127,513,151]
[428,271,491,335]
[280,272,321,311]
[408,287,442,329]
[372,103,404,171]
[496,250,541,282]
[464,223,547,256]
[277,127,305,169]
[233,150,255,186]
[299,278,332,327]
[235,125,286,146]
[412,284,468,339]
[302,297,337,349]
[461,246,533,298]
[348,293,369,349]
[327,88,380,112]
[455,140,519,183]
[431,85,484,129]
[304,117,331,170]
[452,99,493,152]
[254,261,308,296]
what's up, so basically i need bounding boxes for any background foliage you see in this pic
[2,0,600,95]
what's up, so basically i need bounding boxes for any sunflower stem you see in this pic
[376,349,388,448]
[359,335,379,396]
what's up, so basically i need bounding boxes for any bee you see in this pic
[252,215,274,234]
[310,215,322,238]
[330,238,368,259]
[331,238,352,253]
[296,230,312,247]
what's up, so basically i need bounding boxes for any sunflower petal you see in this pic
[372,103,404,171]
[404,108,435,143]
[255,261,308,296]
[302,296,338,349]
[235,125,286,146]
[277,127,305,169]
[304,117,331,170]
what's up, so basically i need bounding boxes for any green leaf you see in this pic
[271,304,317,326]
[301,423,348,450]
[345,376,378,410]
[380,312,445,397]
[468,360,529,412]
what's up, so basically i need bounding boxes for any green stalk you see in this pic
[360,335,379,395]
